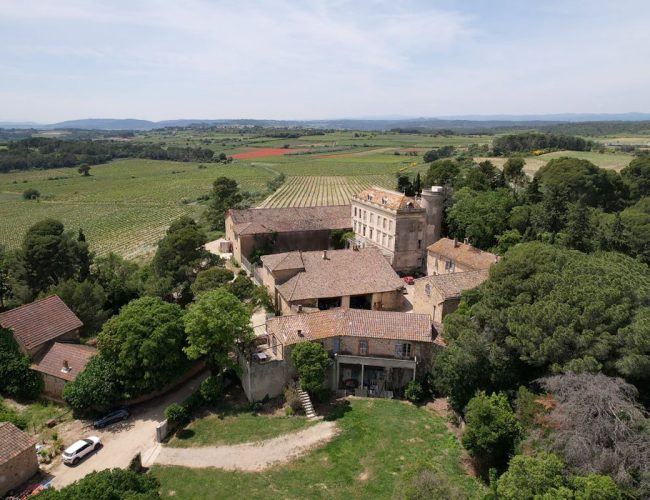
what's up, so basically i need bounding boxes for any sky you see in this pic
[2,0,650,122]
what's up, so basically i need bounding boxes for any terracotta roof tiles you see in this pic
[30,342,97,382]
[354,186,422,210]
[0,295,83,351]
[416,270,489,300]
[427,238,499,270]
[0,422,35,464]
[227,205,351,235]
[267,308,432,345]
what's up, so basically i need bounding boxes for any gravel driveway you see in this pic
[48,370,208,489]
[154,420,338,471]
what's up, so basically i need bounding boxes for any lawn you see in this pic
[153,398,485,499]
[167,411,316,448]
[537,150,633,171]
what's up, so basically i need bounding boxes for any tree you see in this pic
[77,163,91,176]
[22,188,40,200]
[502,157,526,186]
[206,177,243,230]
[446,187,516,249]
[461,391,522,476]
[36,468,160,499]
[621,156,650,201]
[63,355,120,411]
[148,216,210,301]
[0,327,43,399]
[396,174,415,196]
[435,243,650,409]
[91,253,142,314]
[49,279,110,336]
[96,297,188,397]
[563,200,595,252]
[539,373,650,495]
[413,172,422,195]
[291,342,329,394]
[184,288,253,369]
[496,452,622,500]
[423,159,459,187]
[11,219,92,301]
[616,197,650,265]
[190,266,234,296]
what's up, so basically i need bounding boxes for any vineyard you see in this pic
[258,175,393,207]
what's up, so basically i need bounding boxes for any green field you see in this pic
[537,150,632,171]
[153,398,484,499]
[167,411,316,448]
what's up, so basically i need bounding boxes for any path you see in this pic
[48,370,209,488]
[153,421,338,471]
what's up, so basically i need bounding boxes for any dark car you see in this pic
[93,408,129,429]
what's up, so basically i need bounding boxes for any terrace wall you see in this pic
[0,447,38,497]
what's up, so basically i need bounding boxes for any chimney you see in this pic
[453,238,459,248]
[61,360,71,373]
[463,237,469,245]
[322,250,328,260]
[297,305,303,313]
[297,329,304,337]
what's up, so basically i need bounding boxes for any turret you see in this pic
[419,186,444,248]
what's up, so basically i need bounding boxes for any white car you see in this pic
[62,436,101,465]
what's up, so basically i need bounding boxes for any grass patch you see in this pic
[167,411,316,447]
[153,398,485,499]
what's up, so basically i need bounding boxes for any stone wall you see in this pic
[42,373,67,402]
[0,447,38,497]
[240,357,289,402]
[426,252,472,276]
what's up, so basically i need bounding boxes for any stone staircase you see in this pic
[298,388,317,419]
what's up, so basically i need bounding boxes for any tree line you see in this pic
[0,137,230,173]
[492,132,593,154]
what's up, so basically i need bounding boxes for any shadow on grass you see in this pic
[175,429,195,441]
[322,399,352,422]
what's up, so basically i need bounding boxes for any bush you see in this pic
[36,468,160,499]
[22,188,40,200]
[182,391,204,413]
[0,402,27,430]
[199,375,223,405]
[0,327,43,399]
[165,403,189,427]
[283,382,301,412]
[284,406,295,416]
[401,470,465,500]
[291,342,329,394]
[404,381,424,403]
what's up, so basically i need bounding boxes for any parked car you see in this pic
[62,436,101,465]
[403,276,415,285]
[93,408,129,429]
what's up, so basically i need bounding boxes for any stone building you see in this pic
[412,270,489,326]
[0,295,96,400]
[224,205,351,265]
[426,237,499,275]
[240,308,441,402]
[259,247,405,315]
[0,422,38,497]
[31,342,97,401]
[350,186,444,272]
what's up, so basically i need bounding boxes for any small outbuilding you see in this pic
[31,342,97,400]
[0,422,38,497]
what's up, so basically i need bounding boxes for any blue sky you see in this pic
[1,0,649,122]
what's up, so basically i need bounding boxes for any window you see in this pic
[383,218,387,229]
[359,339,368,356]
[395,343,412,359]
[382,233,387,246]
[370,213,374,224]
[445,260,455,272]
[354,207,357,217]
[382,197,388,205]
[363,210,367,221]
[367,194,373,201]
[424,283,432,296]
[389,220,393,231]
[369,228,373,239]
[362,225,366,236]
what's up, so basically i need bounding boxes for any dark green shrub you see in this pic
[405,381,424,403]
[165,403,189,427]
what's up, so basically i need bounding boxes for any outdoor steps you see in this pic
[297,389,317,419]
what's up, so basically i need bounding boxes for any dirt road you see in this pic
[154,420,338,471]
[47,370,208,488]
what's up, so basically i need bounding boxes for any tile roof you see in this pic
[0,422,35,464]
[227,205,351,236]
[31,342,97,381]
[427,238,499,270]
[354,186,422,210]
[416,270,489,300]
[261,251,306,272]
[274,247,404,301]
[0,295,83,352]
[267,308,433,345]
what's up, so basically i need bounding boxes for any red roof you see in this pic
[0,295,83,351]
[0,422,35,464]
[31,342,97,381]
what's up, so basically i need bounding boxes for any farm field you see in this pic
[258,176,393,207]
[152,398,485,499]
[0,159,275,259]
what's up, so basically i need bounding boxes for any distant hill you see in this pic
[1,113,650,131]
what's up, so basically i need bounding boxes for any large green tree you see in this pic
[0,327,43,399]
[190,266,234,296]
[423,159,460,187]
[184,288,253,369]
[446,187,516,249]
[91,253,142,314]
[63,355,120,411]
[97,297,188,397]
[206,177,243,230]
[435,243,650,410]
[461,391,522,476]
[147,216,211,301]
[11,219,92,302]
[49,279,110,336]
[621,156,650,201]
